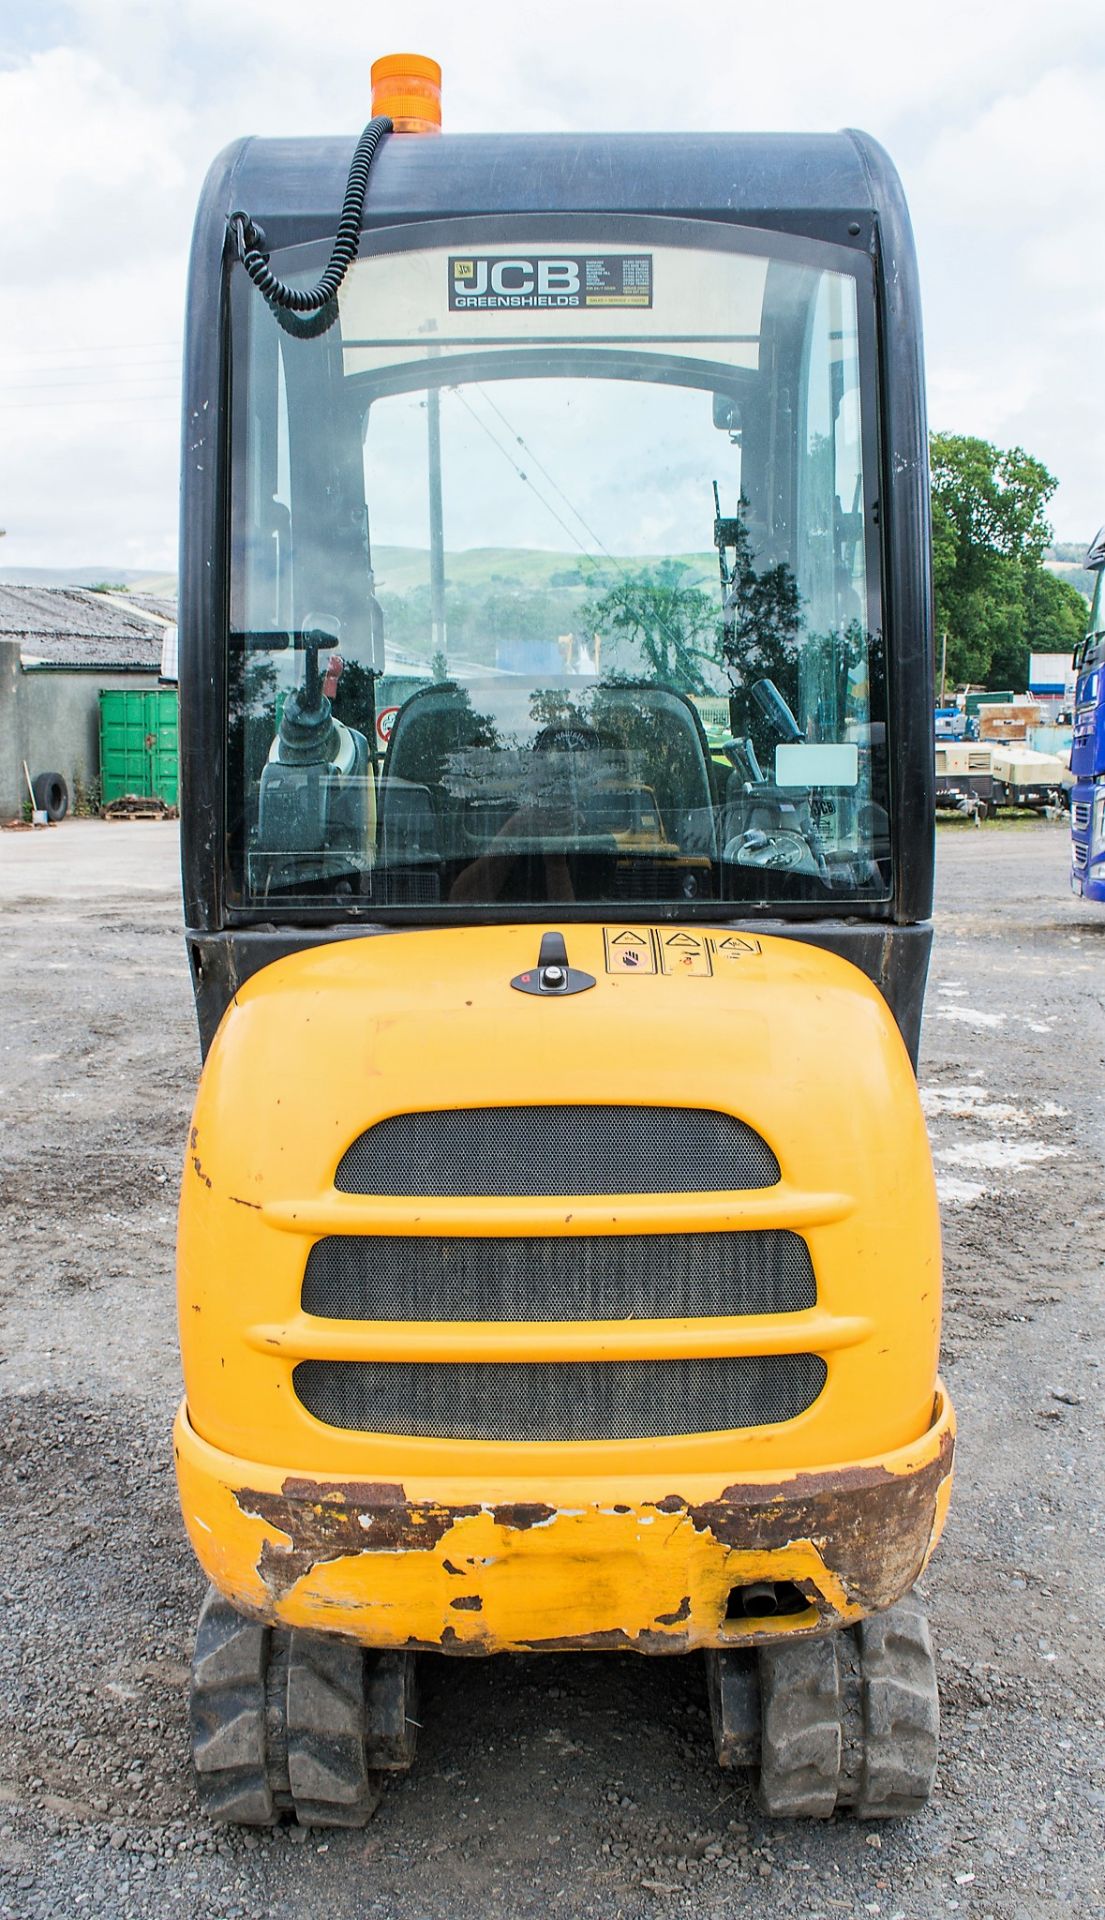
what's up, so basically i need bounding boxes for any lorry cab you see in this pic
[1070,527,1105,898]
[175,66,952,1829]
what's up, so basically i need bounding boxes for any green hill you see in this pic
[372,546,719,596]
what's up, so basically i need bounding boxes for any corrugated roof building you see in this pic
[0,586,177,821]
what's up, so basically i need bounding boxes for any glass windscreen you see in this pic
[1080,567,1105,665]
[228,221,889,913]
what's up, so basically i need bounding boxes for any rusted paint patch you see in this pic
[437,1624,493,1654]
[370,1606,845,1656]
[237,1478,480,1599]
[673,1424,956,1612]
[191,1155,212,1189]
[519,1609,846,1657]
[490,1502,556,1532]
[517,1624,717,1655]
[521,1627,639,1654]
[228,1427,953,1634]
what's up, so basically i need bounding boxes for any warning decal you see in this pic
[712,935,763,961]
[603,929,764,976]
[449,254,653,312]
[603,928,657,973]
[660,931,712,977]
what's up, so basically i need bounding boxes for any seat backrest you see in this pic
[587,683,718,848]
[384,683,488,788]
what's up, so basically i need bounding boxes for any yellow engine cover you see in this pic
[175,923,952,1652]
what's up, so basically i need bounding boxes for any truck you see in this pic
[1070,527,1105,899]
[174,54,953,1827]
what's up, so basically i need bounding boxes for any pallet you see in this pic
[101,795,178,821]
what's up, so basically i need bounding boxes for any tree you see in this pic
[930,434,1054,569]
[1024,567,1089,652]
[584,559,724,694]
[929,432,1077,689]
[717,510,803,700]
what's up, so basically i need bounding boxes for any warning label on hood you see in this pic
[449,254,653,311]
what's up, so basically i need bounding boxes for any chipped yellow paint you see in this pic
[173,1387,954,1652]
[919,1460,956,1574]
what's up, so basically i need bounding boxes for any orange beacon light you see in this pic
[370,53,442,133]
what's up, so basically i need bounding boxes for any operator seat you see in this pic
[378,682,490,866]
[587,683,719,857]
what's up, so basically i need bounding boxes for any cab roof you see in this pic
[215,128,892,254]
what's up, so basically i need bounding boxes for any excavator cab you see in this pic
[175,59,952,1828]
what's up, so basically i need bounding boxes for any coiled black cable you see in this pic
[229,115,393,313]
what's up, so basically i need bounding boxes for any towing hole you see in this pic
[725,1580,810,1621]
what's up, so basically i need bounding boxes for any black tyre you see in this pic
[32,771,69,822]
[190,1586,405,1827]
[285,1633,380,1827]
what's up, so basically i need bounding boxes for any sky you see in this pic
[0,0,1102,575]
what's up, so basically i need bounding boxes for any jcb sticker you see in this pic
[449,254,653,312]
[659,931,712,977]
[604,927,657,974]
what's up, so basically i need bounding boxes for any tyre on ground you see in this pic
[32,771,69,821]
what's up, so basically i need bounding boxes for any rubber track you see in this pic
[847,1597,940,1818]
[191,1588,275,1825]
[756,1635,842,1818]
[755,1595,940,1821]
[190,1587,382,1827]
[286,1633,380,1827]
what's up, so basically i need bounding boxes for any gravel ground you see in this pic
[1,816,1102,1920]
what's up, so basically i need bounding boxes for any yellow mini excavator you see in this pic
[174,54,953,1826]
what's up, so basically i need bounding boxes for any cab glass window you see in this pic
[227,220,888,913]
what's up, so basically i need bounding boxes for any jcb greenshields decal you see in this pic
[449,254,653,311]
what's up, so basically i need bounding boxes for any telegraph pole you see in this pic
[427,389,446,666]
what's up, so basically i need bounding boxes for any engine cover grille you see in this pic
[293,1353,827,1441]
[301,1229,816,1322]
[335,1106,779,1196]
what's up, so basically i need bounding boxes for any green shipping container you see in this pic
[99,688,179,806]
[964,689,1014,718]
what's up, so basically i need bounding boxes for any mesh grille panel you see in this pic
[293,1354,827,1440]
[335,1106,779,1196]
[302,1229,815,1321]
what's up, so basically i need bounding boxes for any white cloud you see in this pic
[913,61,1105,534]
[0,48,192,279]
[919,67,1100,216]
[0,1,1102,566]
